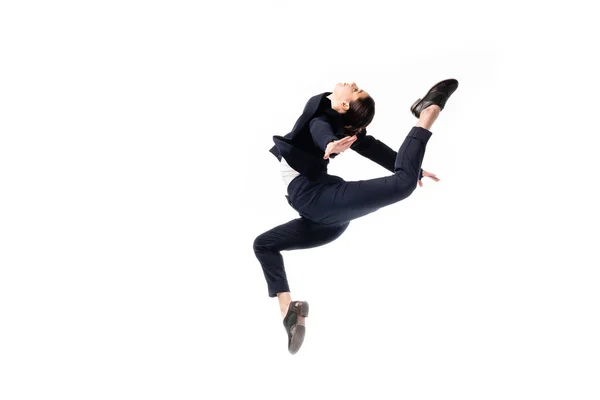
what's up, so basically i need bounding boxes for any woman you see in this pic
[254,79,459,354]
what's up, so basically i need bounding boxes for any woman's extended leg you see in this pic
[289,105,442,225]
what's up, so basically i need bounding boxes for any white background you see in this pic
[1,1,599,399]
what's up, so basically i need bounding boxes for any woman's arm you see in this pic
[352,133,425,178]
[309,117,338,152]
[351,133,396,172]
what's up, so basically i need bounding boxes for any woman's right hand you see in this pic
[323,136,357,160]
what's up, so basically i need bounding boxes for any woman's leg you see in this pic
[303,106,442,225]
[253,217,349,314]
[253,218,348,355]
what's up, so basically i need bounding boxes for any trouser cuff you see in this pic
[268,281,290,298]
[408,126,433,144]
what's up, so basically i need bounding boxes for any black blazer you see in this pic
[269,92,409,179]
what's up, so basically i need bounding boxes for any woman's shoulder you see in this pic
[300,92,335,121]
[302,92,330,112]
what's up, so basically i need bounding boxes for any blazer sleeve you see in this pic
[309,117,338,152]
[351,132,425,178]
[351,132,396,172]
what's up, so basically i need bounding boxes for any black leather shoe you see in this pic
[283,301,309,354]
[410,79,459,118]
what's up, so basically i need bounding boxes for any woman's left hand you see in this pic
[418,170,440,187]
[323,136,358,160]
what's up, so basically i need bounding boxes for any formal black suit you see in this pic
[255,92,433,297]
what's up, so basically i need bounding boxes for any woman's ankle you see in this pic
[416,105,441,130]
[277,292,292,318]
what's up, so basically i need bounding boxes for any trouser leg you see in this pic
[307,126,432,225]
[253,218,349,297]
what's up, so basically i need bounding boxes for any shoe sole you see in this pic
[410,79,458,117]
[288,301,309,355]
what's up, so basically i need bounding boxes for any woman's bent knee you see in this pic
[253,234,270,253]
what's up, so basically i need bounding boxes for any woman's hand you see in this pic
[323,136,357,160]
[418,170,440,187]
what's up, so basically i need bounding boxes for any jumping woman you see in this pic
[253,79,459,354]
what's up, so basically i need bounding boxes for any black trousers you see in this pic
[253,126,432,297]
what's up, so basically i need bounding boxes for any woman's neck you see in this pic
[326,93,344,114]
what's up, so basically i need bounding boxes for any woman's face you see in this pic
[333,82,369,104]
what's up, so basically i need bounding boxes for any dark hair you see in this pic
[343,95,375,136]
